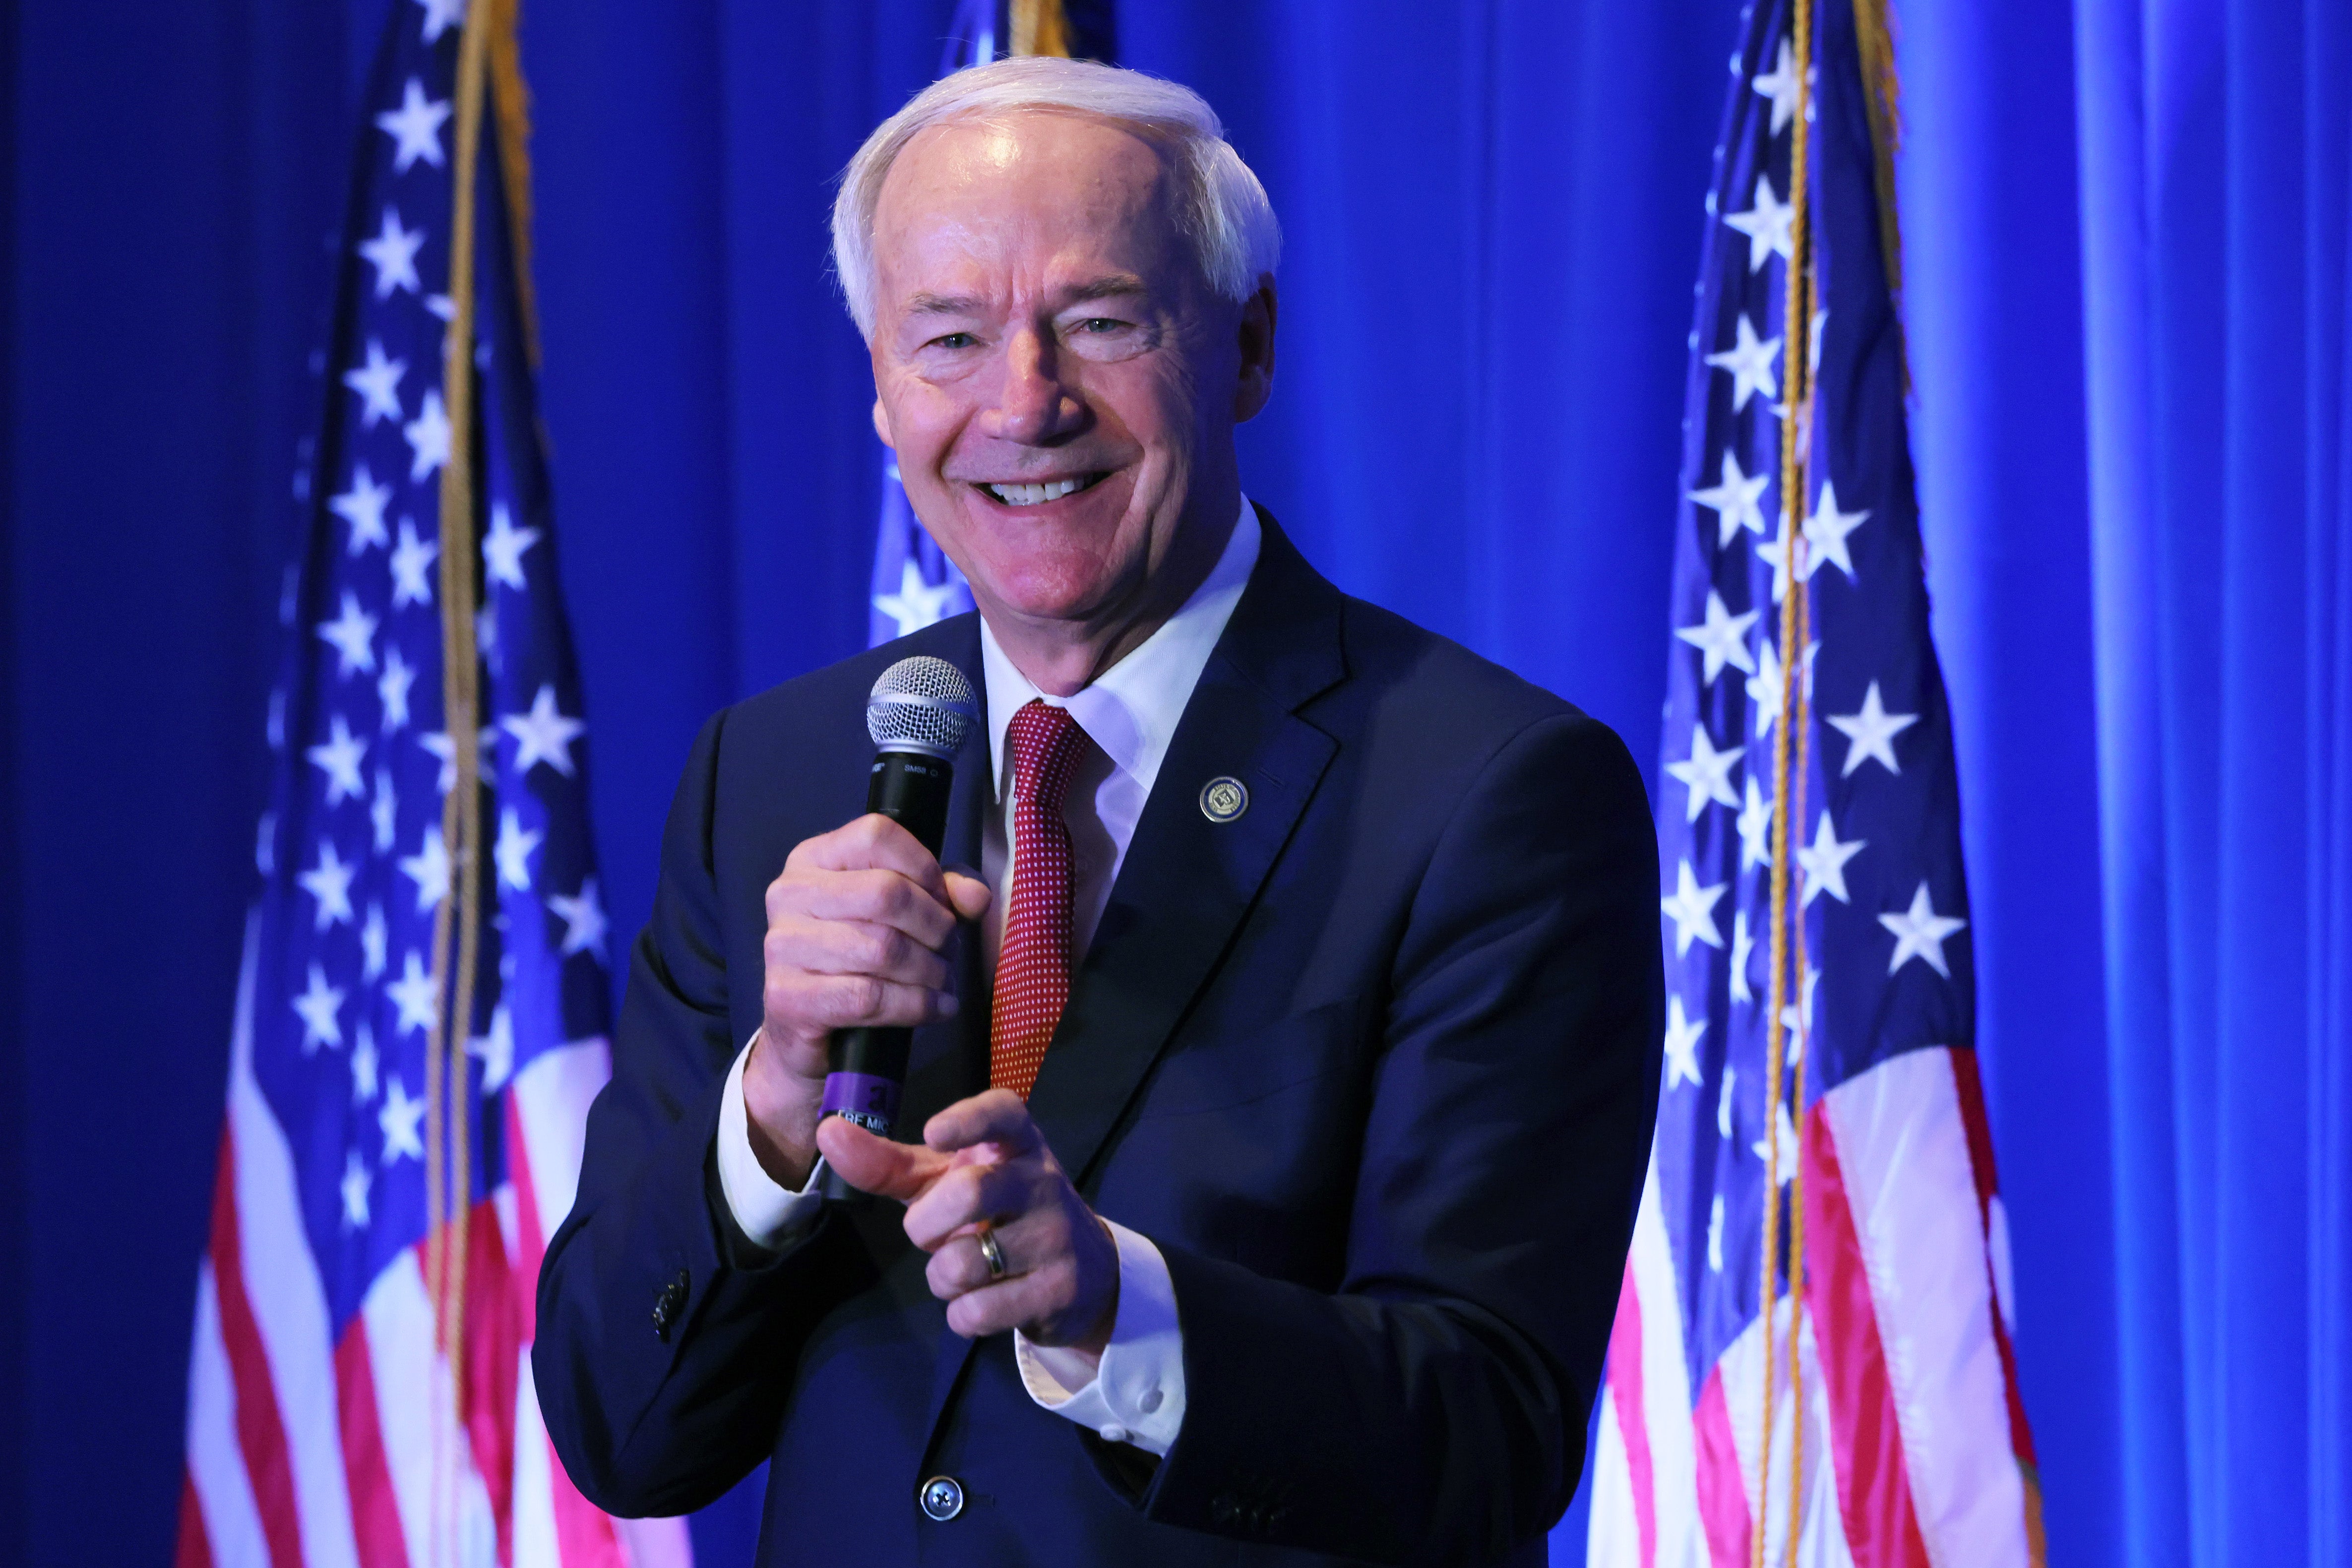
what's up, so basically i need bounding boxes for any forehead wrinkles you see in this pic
[872,112,1183,292]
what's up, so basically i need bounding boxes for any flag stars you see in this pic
[420,726,496,794]
[1751,36,1809,135]
[292,963,345,1052]
[1730,910,1756,1004]
[374,78,451,173]
[1752,1100,1800,1185]
[547,878,610,960]
[1716,1064,1738,1139]
[1802,481,1870,581]
[351,1022,379,1104]
[1689,450,1770,548]
[340,1149,373,1230]
[1676,590,1760,684]
[1662,860,1730,956]
[316,593,380,677]
[495,807,542,892]
[307,714,369,804]
[361,903,388,983]
[470,1004,515,1094]
[1881,882,1968,978]
[1666,723,1745,823]
[342,343,406,429]
[390,519,438,608]
[370,765,399,853]
[1795,811,1865,907]
[378,1076,427,1164]
[1663,996,1706,1091]
[1826,681,1919,777]
[297,841,357,931]
[1705,314,1782,411]
[403,389,450,483]
[481,504,541,590]
[1724,173,1795,272]
[387,950,440,1035]
[399,825,451,914]
[358,207,425,299]
[415,0,466,44]
[377,647,417,734]
[330,465,394,558]
[501,685,585,778]
[1736,777,1774,872]
[873,559,964,638]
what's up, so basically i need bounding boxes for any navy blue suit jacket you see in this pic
[534,515,1663,1566]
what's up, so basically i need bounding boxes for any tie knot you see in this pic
[1007,699,1087,812]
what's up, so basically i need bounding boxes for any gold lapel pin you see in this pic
[1199,776,1249,823]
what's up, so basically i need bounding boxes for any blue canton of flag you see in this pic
[180,4,689,1565]
[1590,3,2042,1566]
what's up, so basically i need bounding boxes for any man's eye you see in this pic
[1075,318,1126,334]
[928,332,977,350]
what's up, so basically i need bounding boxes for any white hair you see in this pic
[832,56,1281,339]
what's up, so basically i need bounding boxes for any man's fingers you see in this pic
[767,914,951,990]
[942,1272,1066,1341]
[788,814,950,897]
[902,1157,1038,1253]
[795,869,960,949]
[923,1089,1043,1159]
[764,972,958,1035]
[815,1117,950,1203]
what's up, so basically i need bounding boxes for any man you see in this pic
[535,56,1661,1568]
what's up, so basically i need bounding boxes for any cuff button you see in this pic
[1138,1388,1164,1414]
[1098,1424,1130,1445]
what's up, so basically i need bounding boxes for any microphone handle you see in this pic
[817,749,955,1201]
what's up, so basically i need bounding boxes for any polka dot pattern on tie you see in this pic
[990,700,1091,1101]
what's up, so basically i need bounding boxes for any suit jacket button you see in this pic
[651,1269,689,1341]
[919,1475,965,1522]
[1211,1494,1241,1525]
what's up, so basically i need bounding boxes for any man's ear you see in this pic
[871,395,896,448]
[1234,278,1278,423]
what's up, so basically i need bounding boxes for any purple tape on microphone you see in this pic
[819,1071,900,1136]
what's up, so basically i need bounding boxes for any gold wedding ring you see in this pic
[976,1224,1008,1282]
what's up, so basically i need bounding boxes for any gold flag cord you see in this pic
[1754,0,1815,1563]
[1008,0,1073,58]
[425,2,496,1560]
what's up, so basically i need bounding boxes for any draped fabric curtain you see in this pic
[3,1,2349,1565]
[2071,1,2352,1563]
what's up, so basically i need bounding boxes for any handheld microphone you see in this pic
[817,655,978,1200]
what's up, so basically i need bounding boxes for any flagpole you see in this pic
[428,1,495,1559]
[1755,0,1817,1560]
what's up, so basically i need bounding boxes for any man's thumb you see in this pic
[815,1115,934,1202]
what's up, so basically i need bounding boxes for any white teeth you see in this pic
[987,476,1087,505]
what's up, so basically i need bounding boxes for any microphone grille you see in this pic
[867,656,978,757]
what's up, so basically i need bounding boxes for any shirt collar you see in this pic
[980,495,1261,803]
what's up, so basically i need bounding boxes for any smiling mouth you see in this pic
[973,472,1110,507]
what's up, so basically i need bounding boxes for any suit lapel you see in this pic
[1025,514,1346,1187]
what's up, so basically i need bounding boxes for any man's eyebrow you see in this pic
[1059,275,1150,306]
[906,292,988,318]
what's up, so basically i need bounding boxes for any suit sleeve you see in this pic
[1137,710,1665,1566]
[532,709,856,1516]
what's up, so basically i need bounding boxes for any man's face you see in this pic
[867,111,1264,634]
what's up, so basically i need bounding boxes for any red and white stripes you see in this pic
[1592,1047,2043,1568]
[180,926,688,1568]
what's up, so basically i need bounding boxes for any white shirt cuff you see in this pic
[1013,1222,1185,1456]
[713,1032,828,1253]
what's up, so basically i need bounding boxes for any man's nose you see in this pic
[982,329,1083,445]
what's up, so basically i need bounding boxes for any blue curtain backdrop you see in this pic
[3,2,2346,1566]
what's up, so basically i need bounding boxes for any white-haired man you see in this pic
[536,57,1661,1568]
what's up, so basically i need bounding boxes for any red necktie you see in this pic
[990,699,1089,1100]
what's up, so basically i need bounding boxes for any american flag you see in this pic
[1587,2,2044,1566]
[176,5,688,1565]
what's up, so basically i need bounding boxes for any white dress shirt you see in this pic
[713,497,1261,1458]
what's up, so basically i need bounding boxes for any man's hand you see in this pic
[818,1090,1120,1361]
[744,814,990,1191]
